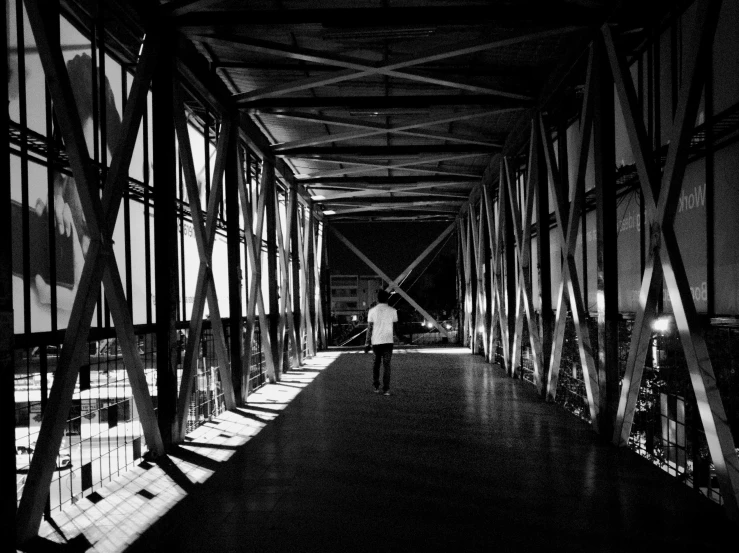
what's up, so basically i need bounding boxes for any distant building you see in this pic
[330,275,384,322]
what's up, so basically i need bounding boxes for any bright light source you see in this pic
[445,324,452,330]
[312,195,326,201]
[425,321,433,328]
[323,210,336,215]
[351,315,358,322]
[652,317,670,333]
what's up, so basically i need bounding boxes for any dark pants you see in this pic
[372,343,394,391]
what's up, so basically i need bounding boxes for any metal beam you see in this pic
[278,144,496,158]
[222,33,548,102]
[329,227,450,338]
[196,29,580,103]
[267,110,507,148]
[604,1,739,521]
[324,195,466,205]
[238,152,276,388]
[242,94,529,111]
[16,7,163,542]
[302,175,479,186]
[387,223,456,291]
[316,187,468,202]
[172,92,236,441]
[0,0,15,544]
[325,205,459,216]
[173,6,603,26]
[164,0,226,17]
[265,160,280,379]
[504,125,544,392]
[297,154,484,179]
[290,184,302,366]
[225,121,244,403]
[153,28,180,448]
[592,34,618,438]
[541,47,600,429]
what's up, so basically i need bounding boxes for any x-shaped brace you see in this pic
[314,222,328,348]
[469,200,490,356]
[298,205,317,356]
[503,130,545,392]
[329,227,450,340]
[388,223,455,294]
[16,4,163,540]
[540,48,600,430]
[459,215,473,345]
[172,90,236,440]
[603,0,739,518]
[238,154,276,384]
[482,180,511,368]
[274,185,299,375]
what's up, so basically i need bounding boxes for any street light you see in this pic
[652,317,670,333]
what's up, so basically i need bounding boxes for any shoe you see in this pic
[383,390,391,396]
[373,387,381,394]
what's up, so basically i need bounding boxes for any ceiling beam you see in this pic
[301,175,479,185]
[271,110,510,150]
[296,153,485,179]
[202,29,578,103]
[241,94,528,111]
[321,195,466,204]
[217,31,561,101]
[314,182,473,195]
[164,0,226,17]
[315,186,469,201]
[302,165,479,179]
[212,61,549,79]
[277,144,496,158]
[325,204,461,216]
[172,6,604,26]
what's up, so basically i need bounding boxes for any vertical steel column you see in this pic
[264,161,279,379]
[291,194,303,359]
[153,28,178,446]
[225,119,244,403]
[469,204,481,354]
[461,215,472,347]
[320,223,331,350]
[0,0,16,544]
[534,120,553,393]
[307,206,318,353]
[593,36,618,437]
[316,222,328,349]
[504,177,517,376]
[483,207,493,362]
[456,220,464,345]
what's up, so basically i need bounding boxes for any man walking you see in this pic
[365,289,398,395]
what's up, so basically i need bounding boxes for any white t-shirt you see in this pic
[368,303,398,345]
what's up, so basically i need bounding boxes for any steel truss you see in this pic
[603,0,739,520]
[11,2,327,543]
[16,1,164,541]
[458,0,739,522]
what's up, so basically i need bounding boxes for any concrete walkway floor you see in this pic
[38,346,724,553]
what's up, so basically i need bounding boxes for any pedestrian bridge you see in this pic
[30,348,732,552]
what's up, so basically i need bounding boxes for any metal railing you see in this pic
[626,322,739,506]
[515,314,739,507]
[247,322,267,393]
[15,329,157,513]
[180,325,227,435]
[15,316,277,512]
